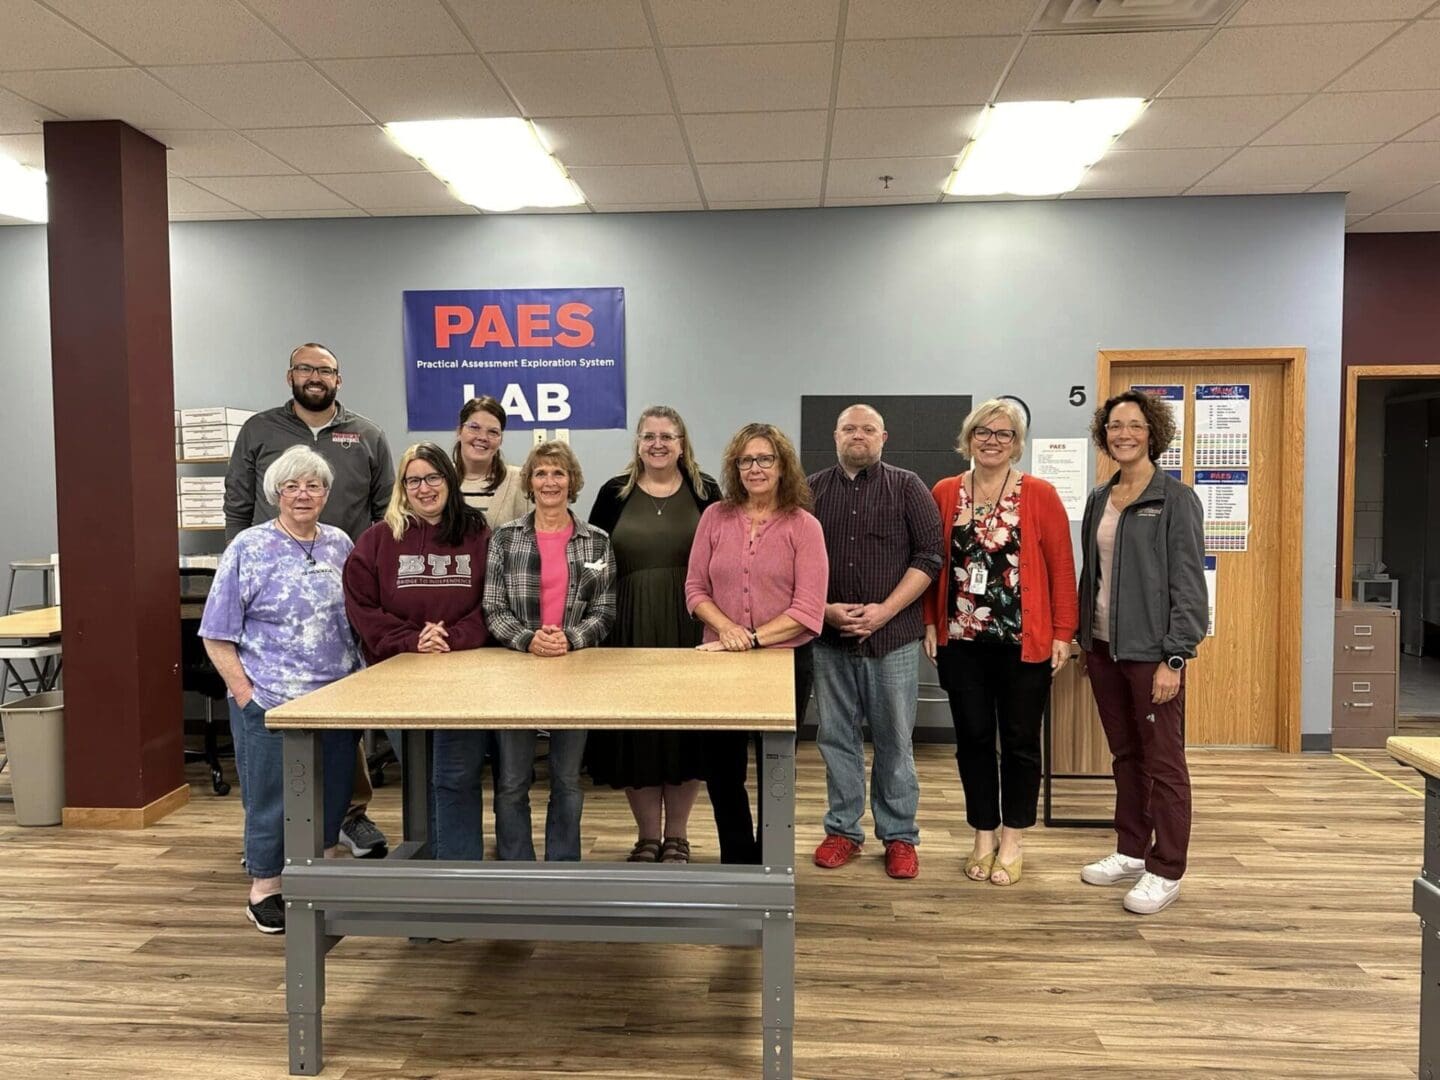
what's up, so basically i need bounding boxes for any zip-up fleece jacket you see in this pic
[224,401,394,544]
[1077,468,1207,662]
[343,519,491,665]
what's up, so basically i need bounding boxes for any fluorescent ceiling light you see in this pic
[945,98,1147,198]
[0,155,47,223]
[384,118,584,213]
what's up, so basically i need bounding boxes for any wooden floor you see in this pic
[0,741,1425,1079]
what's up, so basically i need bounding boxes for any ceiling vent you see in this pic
[1033,0,1244,34]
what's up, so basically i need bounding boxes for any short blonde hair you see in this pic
[521,441,584,503]
[957,398,1028,464]
[262,445,333,506]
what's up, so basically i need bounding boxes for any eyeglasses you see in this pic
[639,432,680,444]
[403,473,445,491]
[738,454,778,471]
[1105,422,1150,435]
[290,363,338,379]
[462,421,502,438]
[279,480,327,497]
[974,426,1016,445]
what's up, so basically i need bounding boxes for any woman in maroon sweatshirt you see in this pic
[343,441,491,860]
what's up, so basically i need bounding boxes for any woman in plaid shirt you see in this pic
[483,441,617,861]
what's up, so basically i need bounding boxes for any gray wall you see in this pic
[0,192,1345,733]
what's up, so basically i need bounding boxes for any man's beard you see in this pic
[292,381,337,413]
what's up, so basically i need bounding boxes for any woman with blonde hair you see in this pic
[343,441,492,859]
[923,398,1077,887]
[587,406,721,863]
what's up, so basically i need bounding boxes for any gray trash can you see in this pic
[1,691,65,826]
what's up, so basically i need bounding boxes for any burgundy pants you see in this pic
[1085,641,1191,880]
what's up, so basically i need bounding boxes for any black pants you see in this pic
[707,643,814,864]
[936,639,1051,831]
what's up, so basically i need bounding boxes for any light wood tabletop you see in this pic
[0,606,61,640]
[1388,735,1440,777]
[266,646,797,731]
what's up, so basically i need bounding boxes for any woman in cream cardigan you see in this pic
[453,395,527,528]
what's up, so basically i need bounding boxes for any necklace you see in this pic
[276,519,318,564]
[647,492,673,516]
[970,468,1010,519]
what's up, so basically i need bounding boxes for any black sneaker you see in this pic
[339,812,389,858]
[246,893,286,934]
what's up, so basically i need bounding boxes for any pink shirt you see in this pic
[1092,497,1120,642]
[684,504,828,649]
[537,522,574,628]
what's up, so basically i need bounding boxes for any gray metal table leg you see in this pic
[283,730,327,1076]
[760,730,796,1080]
[401,728,432,853]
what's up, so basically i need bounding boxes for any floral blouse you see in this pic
[949,475,1023,646]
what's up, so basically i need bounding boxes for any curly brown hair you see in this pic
[1090,390,1177,463]
[719,423,812,512]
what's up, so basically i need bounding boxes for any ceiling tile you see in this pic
[698,160,823,200]
[535,115,688,165]
[826,194,937,205]
[311,170,459,209]
[1329,22,1440,92]
[847,0,1039,37]
[317,55,515,123]
[566,163,700,203]
[244,0,471,58]
[651,0,838,45]
[168,177,241,212]
[1323,141,1440,187]
[1382,184,1440,213]
[825,156,954,199]
[378,205,480,216]
[489,50,670,117]
[1401,112,1440,141]
[452,0,652,50]
[1115,95,1306,149]
[0,131,42,167]
[1337,181,1437,213]
[830,106,980,158]
[684,110,827,162]
[838,37,1017,107]
[0,68,225,128]
[45,0,294,65]
[1186,182,1311,195]
[1164,23,1404,97]
[1229,0,1432,23]
[259,209,369,218]
[1059,187,1183,199]
[944,192,1055,201]
[0,0,126,70]
[190,174,354,211]
[1348,211,1440,231]
[150,62,371,128]
[999,31,1206,101]
[1254,91,1440,145]
[1078,147,1233,190]
[589,201,705,212]
[667,43,833,113]
[152,129,296,176]
[241,125,418,173]
[711,198,820,209]
[1197,143,1379,187]
[171,209,258,220]
[0,86,60,135]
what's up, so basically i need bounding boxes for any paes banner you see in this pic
[402,287,625,431]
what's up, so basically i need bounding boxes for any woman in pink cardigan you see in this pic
[685,422,828,864]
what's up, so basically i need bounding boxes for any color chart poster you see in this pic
[1194,383,1250,467]
[402,288,626,431]
[1195,469,1249,552]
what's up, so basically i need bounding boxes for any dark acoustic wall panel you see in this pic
[799,395,972,489]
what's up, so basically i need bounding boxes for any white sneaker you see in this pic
[1123,872,1181,914]
[1080,852,1146,886]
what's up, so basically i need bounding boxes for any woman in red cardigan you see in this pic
[923,399,1077,887]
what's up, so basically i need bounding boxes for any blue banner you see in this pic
[402,287,625,431]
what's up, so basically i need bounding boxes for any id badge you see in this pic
[968,565,989,595]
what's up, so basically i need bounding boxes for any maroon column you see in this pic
[44,120,185,825]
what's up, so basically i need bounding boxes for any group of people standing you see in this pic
[201,342,1206,934]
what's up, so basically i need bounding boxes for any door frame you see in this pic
[1097,347,1306,752]
[1340,363,1440,594]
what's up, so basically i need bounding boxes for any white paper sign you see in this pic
[1204,555,1217,637]
[1194,384,1250,467]
[1195,469,1248,552]
[1131,384,1184,469]
[1031,438,1089,521]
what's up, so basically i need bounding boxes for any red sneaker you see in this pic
[813,834,863,869]
[884,840,919,880]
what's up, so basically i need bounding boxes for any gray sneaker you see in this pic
[339,813,388,858]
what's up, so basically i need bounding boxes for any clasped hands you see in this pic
[826,601,890,641]
[417,621,449,653]
[528,625,571,658]
[697,622,754,652]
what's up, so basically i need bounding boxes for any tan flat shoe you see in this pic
[990,852,1023,886]
[965,848,997,882]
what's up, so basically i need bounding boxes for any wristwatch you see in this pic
[750,629,762,649]
[1165,655,1185,671]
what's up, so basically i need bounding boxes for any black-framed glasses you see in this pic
[291,363,339,379]
[738,454,778,470]
[403,473,445,491]
[974,426,1016,445]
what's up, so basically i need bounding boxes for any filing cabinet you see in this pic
[1333,601,1399,748]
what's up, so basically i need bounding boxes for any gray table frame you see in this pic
[281,726,797,1078]
[1403,770,1440,1079]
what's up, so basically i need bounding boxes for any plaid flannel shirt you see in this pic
[483,511,617,652]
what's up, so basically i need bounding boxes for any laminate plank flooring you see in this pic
[0,742,1425,1079]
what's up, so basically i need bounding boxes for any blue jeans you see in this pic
[493,729,588,861]
[433,729,496,860]
[228,698,356,879]
[813,639,922,845]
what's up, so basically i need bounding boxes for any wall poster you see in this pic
[1194,383,1250,467]
[1195,468,1249,552]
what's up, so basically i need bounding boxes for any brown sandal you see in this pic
[659,837,691,864]
[627,838,662,862]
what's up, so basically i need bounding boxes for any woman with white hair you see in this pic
[200,444,363,934]
[922,398,1077,888]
